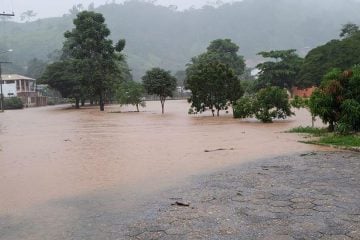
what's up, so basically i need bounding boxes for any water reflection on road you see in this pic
[0,100,324,214]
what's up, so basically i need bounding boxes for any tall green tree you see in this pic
[309,66,360,132]
[186,60,243,117]
[41,60,82,108]
[256,49,303,92]
[206,39,245,76]
[64,11,125,111]
[297,24,360,87]
[142,68,177,114]
[185,39,244,116]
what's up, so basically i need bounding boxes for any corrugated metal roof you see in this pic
[1,74,35,81]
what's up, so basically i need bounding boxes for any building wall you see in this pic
[2,83,17,97]
[291,86,316,98]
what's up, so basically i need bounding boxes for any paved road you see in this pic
[126,151,360,240]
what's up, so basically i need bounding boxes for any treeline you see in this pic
[40,9,360,133]
[1,0,360,79]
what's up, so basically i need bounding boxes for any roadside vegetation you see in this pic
[288,126,360,149]
[3,97,24,110]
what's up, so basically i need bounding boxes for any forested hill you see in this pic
[1,0,360,79]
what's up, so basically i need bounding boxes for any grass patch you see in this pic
[287,126,327,136]
[318,134,360,147]
[287,126,360,149]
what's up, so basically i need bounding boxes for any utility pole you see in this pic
[0,61,11,112]
[0,11,15,112]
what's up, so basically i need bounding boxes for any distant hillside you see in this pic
[1,0,360,79]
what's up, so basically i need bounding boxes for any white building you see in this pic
[1,74,37,106]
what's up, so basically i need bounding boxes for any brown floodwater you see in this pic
[0,100,326,215]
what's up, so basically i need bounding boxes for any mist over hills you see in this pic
[1,0,360,79]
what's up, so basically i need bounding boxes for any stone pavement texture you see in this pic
[126,151,360,240]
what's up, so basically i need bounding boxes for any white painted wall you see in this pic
[2,83,17,97]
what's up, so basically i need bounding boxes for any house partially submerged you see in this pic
[1,74,47,106]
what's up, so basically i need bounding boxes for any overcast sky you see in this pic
[1,0,239,20]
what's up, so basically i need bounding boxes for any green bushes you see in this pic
[234,86,293,123]
[309,66,360,133]
[4,97,24,110]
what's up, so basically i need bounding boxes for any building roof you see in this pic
[1,74,35,81]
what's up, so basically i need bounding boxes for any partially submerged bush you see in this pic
[4,97,24,110]
[234,86,293,123]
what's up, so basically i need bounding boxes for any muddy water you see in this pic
[0,100,325,215]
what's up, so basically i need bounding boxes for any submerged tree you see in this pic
[186,60,242,116]
[142,68,177,114]
[234,86,293,123]
[186,39,244,116]
[41,60,82,108]
[117,81,145,112]
[64,11,126,111]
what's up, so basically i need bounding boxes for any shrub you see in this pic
[233,96,255,119]
[234,86,293,123]
[4,97,24,110]
[309,66,360,132]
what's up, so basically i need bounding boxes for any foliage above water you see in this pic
[186,39,244,117]
[297,24,360,87]
[309,66,360,132]
[41,11,127,111]
[234,86,293,123]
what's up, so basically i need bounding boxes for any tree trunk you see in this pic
[136,104,139,112]
[212,109,215,117]
[81,98,85,106]
[161,99,165,114]
[90,99,94,105]
[217,109,220,117]
[99,94,105,111]
[328,121,335,132]
[75,98,80,109]
[311,115,315,128]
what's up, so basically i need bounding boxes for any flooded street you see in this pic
[0,100,327,238]
[0,100,323,214]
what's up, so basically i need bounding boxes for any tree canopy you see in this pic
[186,39,244,116]
[142,68,177,114]
[186,61,242,116]
[234,86,294,123]
[256,49,303,91]
[41,60,83,107]
[63,11,126,111]
[297,24,360,87]
[309,66,360,132]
